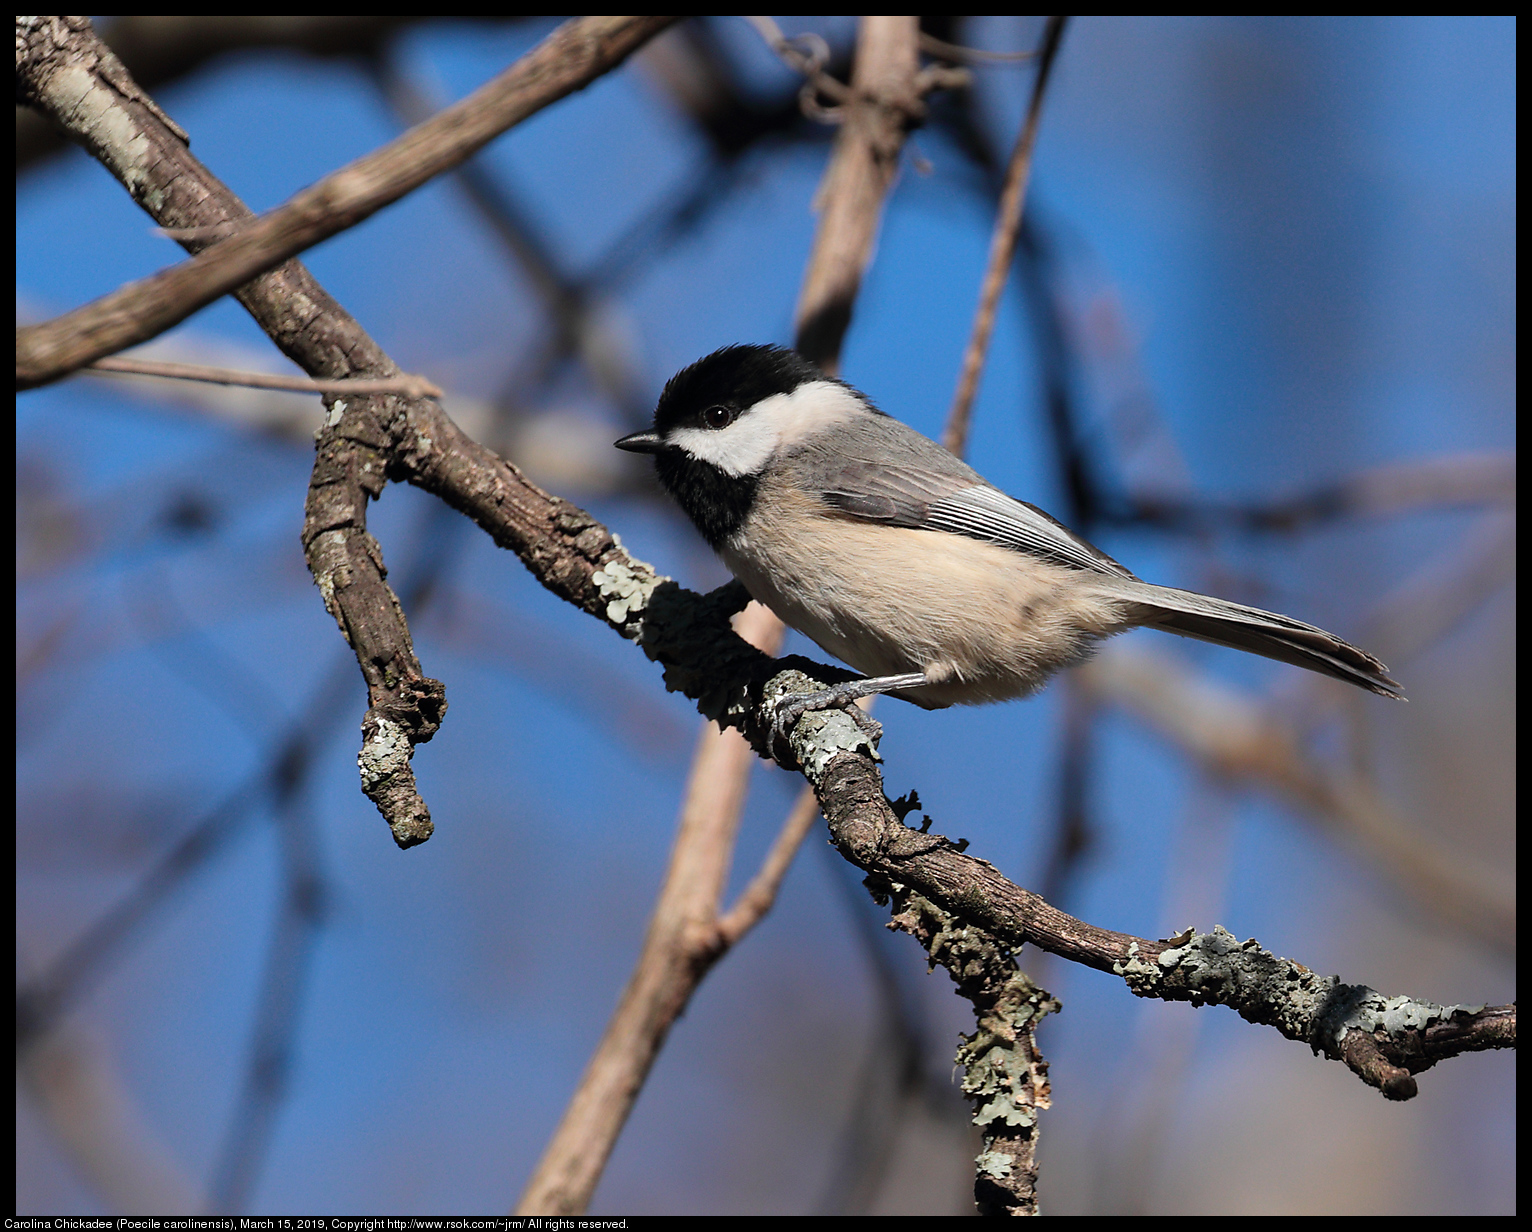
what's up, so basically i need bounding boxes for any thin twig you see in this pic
[17,16,429,173]
[716,787,822,943]
[794,17,926,370]
[514,602,784,1216]
[741,14,851,121]
[369,58,654,428]
[153,222,242,242]
[88,355,443,399]
[919,30,1037,65]
[942,16,1068,456]
[1115,452,1516,538]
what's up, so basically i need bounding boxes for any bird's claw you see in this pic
[768,683,884,762]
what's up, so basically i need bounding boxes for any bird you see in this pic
[616,344,1402,732]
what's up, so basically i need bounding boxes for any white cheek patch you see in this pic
[669,416,780,477]
[669,380,867,477]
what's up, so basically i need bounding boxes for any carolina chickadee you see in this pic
[616,345,1403,718]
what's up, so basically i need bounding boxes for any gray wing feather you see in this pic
[923,486,1136,577]
[815,465,1135,578]
[791,414,1136,576]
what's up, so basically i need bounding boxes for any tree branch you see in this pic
[15,14,682,847]
[15,15,435,172]
[88,355,442,399]
[15,15,679,389]
[793,17,926,368]
[512,600,780,1217]
[880,884,1056,1216]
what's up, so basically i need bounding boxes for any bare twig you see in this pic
[16,15,680,389]
[741,14,851,121]
[919,30,1037,65]
[1122,452,1516,534]
[1363,509,1516,666]
[638,21,839,157]
[942,16,1068,456]
[87,355,442,400]
[794,17,927,368]
[61,320,509,452]
[368,59,654,428]
[716,788,822,944]
[16,16,435,172]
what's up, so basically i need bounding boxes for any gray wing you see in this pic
[791,417,1135,578]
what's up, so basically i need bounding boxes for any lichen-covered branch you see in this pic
[552,562,1520,1118]
[878,881,1057,1216]
[1112,926,1508,1101]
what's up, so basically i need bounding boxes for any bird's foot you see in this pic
[767,672,927,761]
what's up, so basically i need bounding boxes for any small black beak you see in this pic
[614,430,665,454]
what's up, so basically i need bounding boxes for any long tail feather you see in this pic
[1119,582,1405,699]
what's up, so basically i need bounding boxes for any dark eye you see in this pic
[702,404,735,430]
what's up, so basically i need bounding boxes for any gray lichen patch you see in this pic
[765,671,881,780]
[1313,988,1486,1059]
[46,64,151,188]
[319,398,348,438]
[1121,925,1341,1039]
[357,712,411,792]
[957,979,1055,1130]
[885,887,1057,1143]
[1111,940,1163,992]
[591,542,666,638]
[1115,924,1488,1069]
